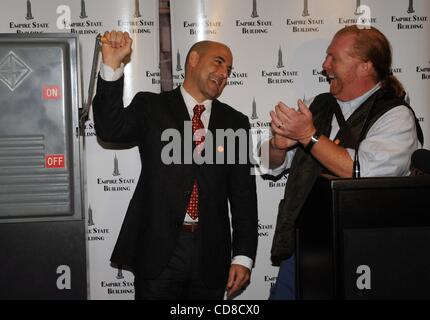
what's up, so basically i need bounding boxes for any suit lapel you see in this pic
[166,86,191,136]
[208,99,225,132]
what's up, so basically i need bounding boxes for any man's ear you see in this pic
[360,60,374,77]
[188,51,200,68]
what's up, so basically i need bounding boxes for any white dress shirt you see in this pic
[268,83,419,177]
[99,63,254,270]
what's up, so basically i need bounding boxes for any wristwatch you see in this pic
[304,131,321,153]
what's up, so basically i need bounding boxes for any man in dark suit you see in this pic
[92,31,258,300]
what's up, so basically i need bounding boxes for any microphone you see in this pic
[411,149,430,174]
[353,150,360,178]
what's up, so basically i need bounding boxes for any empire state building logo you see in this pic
[276,46,284,68]
[0,51,32,91]
[112,153,120,176]
[200,0,207,19]
[251,98,258,120]
[134,0,142,18]
[302,0,310,17]
[355,0,364,15]
[407,0,415,14]
[116,266,124,279]
[176,50,183,71]
[25,0,34,20]
[251,0,259,18]
[79,0,88,19]
[87,204,95,226]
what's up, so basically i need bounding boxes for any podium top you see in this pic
[319,174,430,191]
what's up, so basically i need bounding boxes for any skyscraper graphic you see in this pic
[200,0,207,19]
[25,0,34,20]
[116,266,124,279]
[277,46,284,68]
[176,50,183,72]
[112,154,120,176]
[134,0,142,18]
[80,0,88,19]
[302,0,310,17]
[251,98,258,120]
[355,0,363,15]
[87,204,95,226]
[251,0,259,18]
[407,0,415,14]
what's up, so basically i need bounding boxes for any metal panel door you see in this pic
[0,33,86,299]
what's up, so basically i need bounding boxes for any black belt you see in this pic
[181,223,200,233]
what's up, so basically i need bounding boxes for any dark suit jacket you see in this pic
[92,76,258,288]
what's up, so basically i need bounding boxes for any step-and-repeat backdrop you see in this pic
[0,0,428,299]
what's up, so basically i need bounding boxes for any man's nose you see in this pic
[219,65,229,78]
[322,59,328,70]
[322,56,331,71]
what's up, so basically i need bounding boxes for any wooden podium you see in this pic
[295,174,430,299]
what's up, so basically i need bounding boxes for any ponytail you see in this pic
[382,74,405,99]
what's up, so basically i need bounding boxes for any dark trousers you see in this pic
[134,229,225,300]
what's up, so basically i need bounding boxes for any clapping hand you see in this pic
[270,99,316,145]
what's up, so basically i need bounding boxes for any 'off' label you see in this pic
[45,154,65,168]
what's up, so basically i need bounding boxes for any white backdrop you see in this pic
[0,0,428,300]
[169,0,430,300]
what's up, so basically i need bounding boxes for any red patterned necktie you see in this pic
[186,104,206,220]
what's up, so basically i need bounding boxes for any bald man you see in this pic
[92,31,258,300]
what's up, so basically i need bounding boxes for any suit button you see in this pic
[184,191,191,196]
